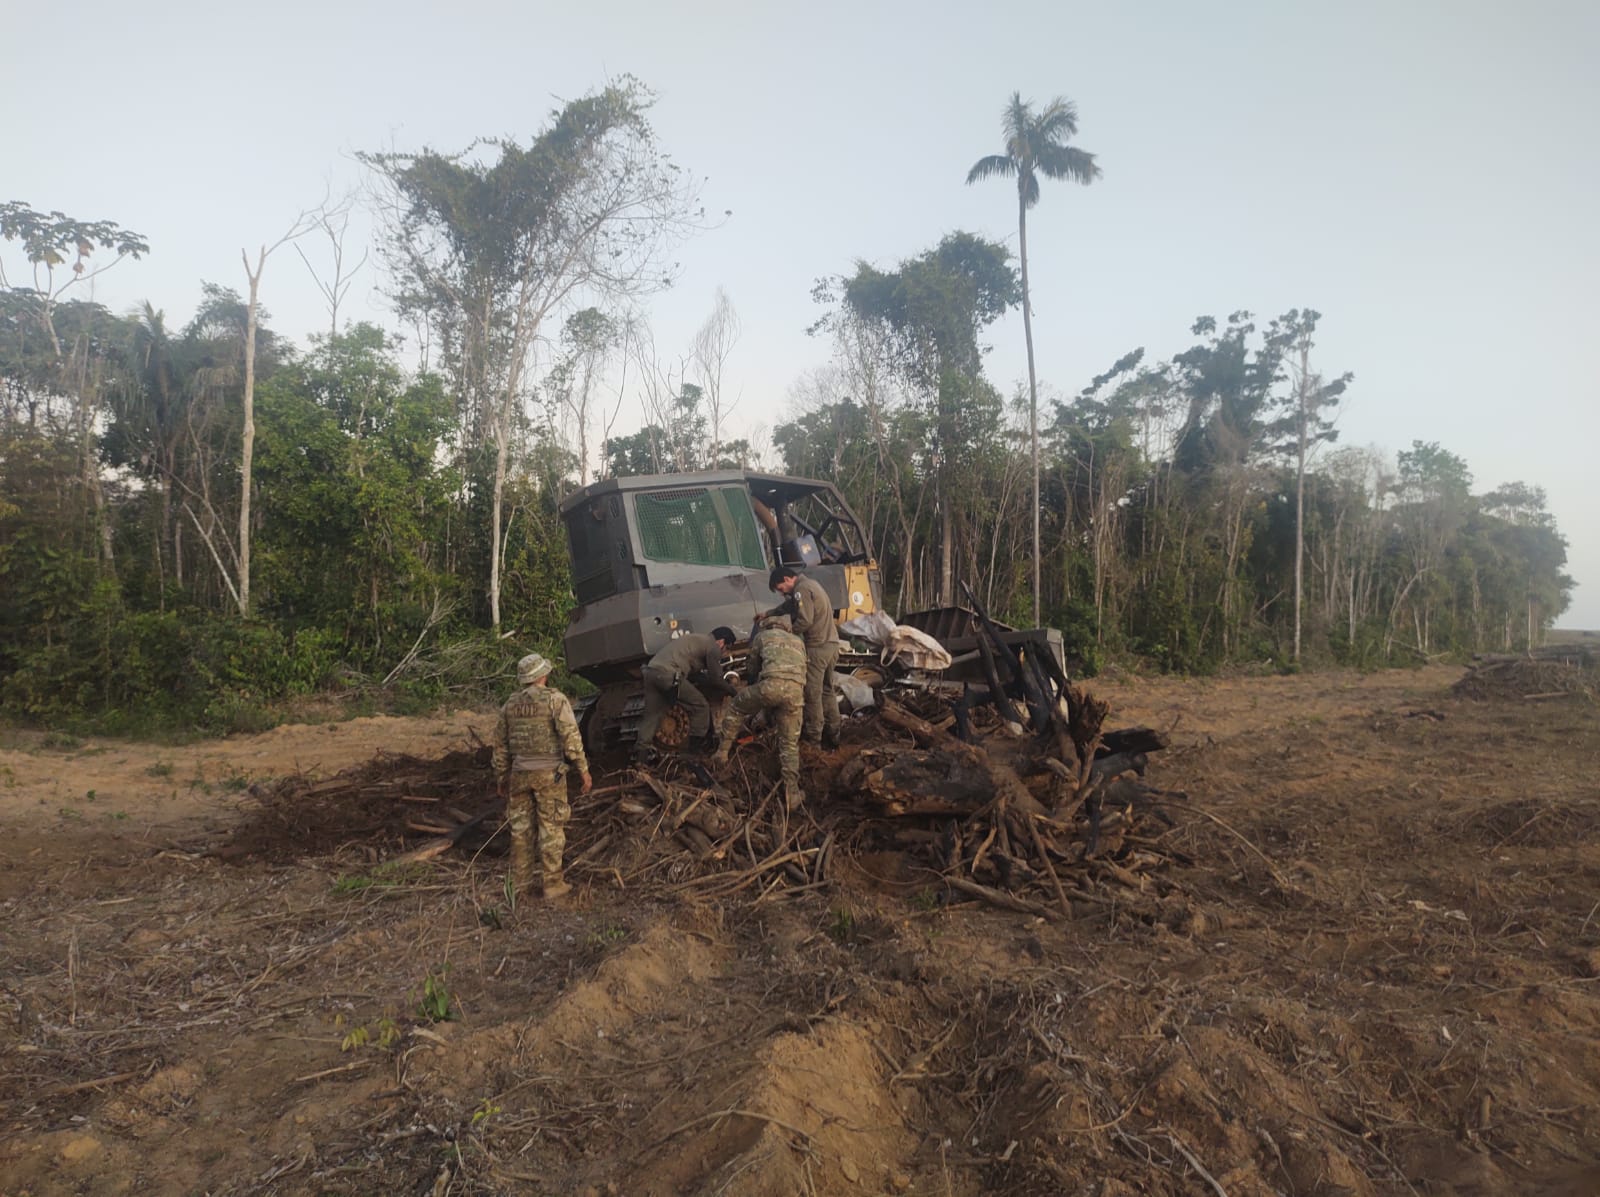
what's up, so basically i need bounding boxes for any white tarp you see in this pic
[832,671,878,711]
[881,624,953,672]
[840,611,954,673]
[839,611,898,645]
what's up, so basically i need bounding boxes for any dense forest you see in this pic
[1,84,1571,733]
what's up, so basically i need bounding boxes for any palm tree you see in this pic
[968,94,1100,626]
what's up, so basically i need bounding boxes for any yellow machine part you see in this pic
[838,562,879,624]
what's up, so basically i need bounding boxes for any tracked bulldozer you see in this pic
[560,468,1063,753]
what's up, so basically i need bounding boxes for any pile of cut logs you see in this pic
[1452,643,1599,702]
[609,586,1183,915]
[228,590,1183,915]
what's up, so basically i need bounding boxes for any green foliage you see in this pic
[0,202,150,273]
[339,1016,401,1053]
[967,93,1101,207]
[1327,618,1390,672]
[332,860,431,895]
[583,923,629,953]
[825,906,858,944]
[0,192,1579,723]
[253,327,460,662]
[417,966,455,1023]
[1046,597,1103,676]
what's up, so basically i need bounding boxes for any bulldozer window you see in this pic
[634,487,768,572]
[567,504,618,601]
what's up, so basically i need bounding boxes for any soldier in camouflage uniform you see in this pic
[492,652,592,903]
[768,565,843,749]
[711,614,807,811]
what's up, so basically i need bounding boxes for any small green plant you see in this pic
[59,807,83,821]
[825,906,857,944]
[470,1097,502,1130]
[40,732,82,750]
[417,966,455,1023]
[339,1015,401,1052]
[84,789,96,802]
[332,861,428,895]
[145,761,175,778]
[503,872,516,912]
[221,772,251,792]
[583,923,629,952]
[911,888,942,913]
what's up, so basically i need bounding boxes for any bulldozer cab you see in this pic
[560,470,883,691]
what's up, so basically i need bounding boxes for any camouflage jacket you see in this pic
[746,626,807,687]
[493,685,588,775]
[782,575,840,648]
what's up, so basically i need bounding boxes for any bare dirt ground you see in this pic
[3,666,1599,1196]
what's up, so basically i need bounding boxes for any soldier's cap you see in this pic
[760,614,793,632]
[517,652,553,685]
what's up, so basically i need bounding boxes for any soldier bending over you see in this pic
[636,627,737,762]
[712,614,807,811]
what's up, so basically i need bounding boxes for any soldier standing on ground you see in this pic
[492,652,591,904]
[712,614,807,810]
[635,627,737,763]
[768,565,842,749]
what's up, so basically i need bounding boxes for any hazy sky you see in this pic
[10,0,1598,624]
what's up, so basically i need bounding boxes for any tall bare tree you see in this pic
[1265,309,1350,661]
[967,93,1100,625]
[294,200,369,344]
[552,308,620,489]
[692,288,741,464]
[363,79,703,629]
[237,210,318,616]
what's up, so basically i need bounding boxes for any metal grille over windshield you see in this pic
[634,487,768,571]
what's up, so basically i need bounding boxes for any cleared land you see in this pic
[3,665,1598,1196]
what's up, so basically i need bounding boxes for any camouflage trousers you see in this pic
[802,641,842,743]
[718,678,803,788]
[505,768,569,896]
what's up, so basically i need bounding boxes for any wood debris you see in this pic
[1453,644,1599,702]
[224,603,1185,915]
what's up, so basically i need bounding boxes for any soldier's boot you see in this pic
[783,779,805,812]
[709,744,731,767]
[543,874,572,903]
[821,727,841,750]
